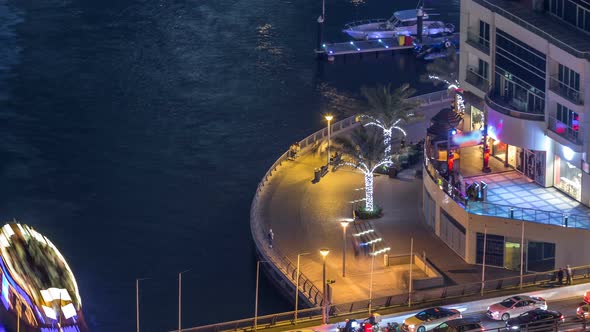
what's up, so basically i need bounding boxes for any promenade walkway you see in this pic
[258,101,518,305]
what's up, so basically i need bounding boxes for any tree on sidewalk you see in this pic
[359,83,423,157]
[333,126,392,212]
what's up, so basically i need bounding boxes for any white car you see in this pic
[486,295,547,321]
[402,307,462,332]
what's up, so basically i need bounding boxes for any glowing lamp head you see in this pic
[319,248,330,257]
[563,146,575,161]
[450,128,457,135]
[325,115,333,122]
[340,221,349,228]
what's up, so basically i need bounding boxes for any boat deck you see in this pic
[320,33,459,57]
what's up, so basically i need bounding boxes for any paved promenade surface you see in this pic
[258,102,518,306]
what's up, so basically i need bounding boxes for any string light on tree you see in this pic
[341,158,392,211]
[363,117,407,157]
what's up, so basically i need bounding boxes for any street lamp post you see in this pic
[368,242,376,315]
[325,115,333,166]
[136,277,149,332]
[409,237,414,308]
[178,270,190,332]
[136,279,139,332]
[481,226,487,296]
[320,249,330,325]
[340,222,349,277]
[254,260,269,331]
[295,253,310,324]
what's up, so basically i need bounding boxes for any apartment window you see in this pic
[478,59,489,79]
[495,29,546,91]
[479,20,490,48]
[476,233,505,267]
[558,64,580,91]
[550,0,590,33]
[555,103,580,137]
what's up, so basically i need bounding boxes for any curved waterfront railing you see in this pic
[179,89,453,331]
[250,88,455,304]
[178,89,590,331]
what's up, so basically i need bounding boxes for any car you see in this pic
[576,302,590,320]
[505,308,564,330]
[486,295,547,321]
[402,307,462,332]
[432,318,483,332]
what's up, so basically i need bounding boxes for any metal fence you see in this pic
[179,264,590,332]
[423,154,590,229]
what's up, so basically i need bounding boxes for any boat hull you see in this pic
[343,21,454,40]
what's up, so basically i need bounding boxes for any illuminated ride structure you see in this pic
[0,223,87,332]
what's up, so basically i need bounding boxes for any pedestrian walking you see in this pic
[268,228,274,248]
[566,265,573,285]
[557,268,564,285]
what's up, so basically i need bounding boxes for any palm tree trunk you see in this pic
[383,128,392,157]
[364,172,374,211]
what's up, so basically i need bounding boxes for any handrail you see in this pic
[344,18,389,29]
[465,28,490,54]
[225,88,453,331]
[547,115,583,146]
[422,150,590,228]
[472,0,590,60]
[178,261,590,331]
[181,89,581,332]
[548,76,584,105]
[465,68,490,93]
[485,92,545,121]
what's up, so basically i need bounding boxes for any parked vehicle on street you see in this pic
[505,308,564,330]
[432,318,483,332]
[402,307,462,332]
[577,302,590,320]
[487,295,547,321]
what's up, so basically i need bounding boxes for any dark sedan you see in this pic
[505,309,564,331]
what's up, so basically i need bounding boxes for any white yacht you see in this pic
[343,9,455,40]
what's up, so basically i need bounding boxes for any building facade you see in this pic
[423,0,590,272]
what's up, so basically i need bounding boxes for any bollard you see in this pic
[564,214,569,227]
[509,208,514,219]
[314,168,321,183]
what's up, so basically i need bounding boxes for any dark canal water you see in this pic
[0,0,458,330]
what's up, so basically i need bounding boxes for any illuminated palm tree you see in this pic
[359,83,423,156]
[334,126,392,212]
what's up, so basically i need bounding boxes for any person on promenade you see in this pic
[566,265,573,285]
[268,228,274,249]
[557,268,564,285]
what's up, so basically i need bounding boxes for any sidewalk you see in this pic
[258,102,518,306]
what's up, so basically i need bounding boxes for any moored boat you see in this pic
[343,8,455,40]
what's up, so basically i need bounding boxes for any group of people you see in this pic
[557,265,573,285]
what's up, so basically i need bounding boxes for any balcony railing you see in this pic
[485,91,544,121]
[549,76,584,105]
[465,67,490,93]
[466,28,490,55]
[423,154,590,229]
[548,115,583,145]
